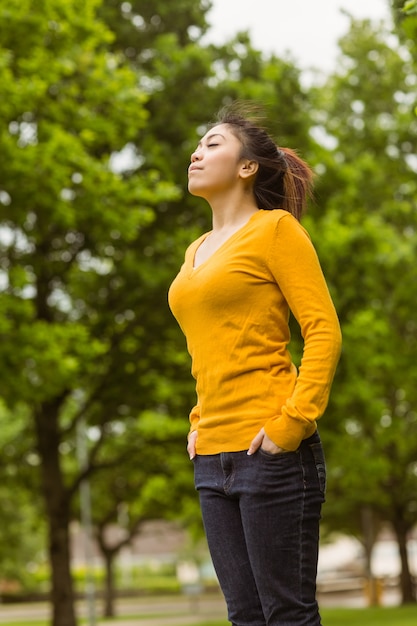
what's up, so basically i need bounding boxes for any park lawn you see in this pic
[321,605,417,625]
[194,605,417,626]
[0,606,416,626]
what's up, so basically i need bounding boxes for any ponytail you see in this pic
[280,147,314,221]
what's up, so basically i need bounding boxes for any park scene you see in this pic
[0,1,416,625]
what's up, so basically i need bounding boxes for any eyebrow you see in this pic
[197,132,225,147]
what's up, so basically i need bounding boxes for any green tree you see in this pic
[0,401,47,592]
[308,15,417,603]
[0,0,178,624]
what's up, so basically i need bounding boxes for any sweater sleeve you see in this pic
[189,403,200,434]
[263,214,342,451]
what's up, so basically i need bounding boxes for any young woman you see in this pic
[168,104,342,626]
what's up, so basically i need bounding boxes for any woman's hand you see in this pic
[247,427,288,456]
[187,430,198,460]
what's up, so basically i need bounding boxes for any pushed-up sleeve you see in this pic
[188,403,200,434]
[264,214,342,451]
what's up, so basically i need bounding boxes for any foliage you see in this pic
[402,0,417,15]
[0,402,47,589]
[1,0,417,620]
[306,12,417,603]
[392,0,417,60]
[0,0,179,623]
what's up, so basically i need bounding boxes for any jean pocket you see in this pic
[259,447,296,460]
[309,442,327,495]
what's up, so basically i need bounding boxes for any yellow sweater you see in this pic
[168,209,342,454]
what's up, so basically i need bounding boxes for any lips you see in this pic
[188,165,202,173]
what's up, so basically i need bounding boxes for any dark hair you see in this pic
[210,103,314,221]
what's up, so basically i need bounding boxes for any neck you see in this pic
[208,189,258,232]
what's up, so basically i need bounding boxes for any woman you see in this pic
[168,104,342,626]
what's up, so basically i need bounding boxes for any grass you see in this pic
[0,605,416,626]
[321,605,417,625]
[192,606,417,626]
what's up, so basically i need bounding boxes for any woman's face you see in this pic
[188,124,246,199]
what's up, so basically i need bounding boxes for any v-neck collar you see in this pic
[191,210,261,273]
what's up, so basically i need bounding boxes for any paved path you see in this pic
[0,594,228,624]
[96,595,228,625]
[0,586,402,624]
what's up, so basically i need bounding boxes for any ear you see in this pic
[239,159,259,180]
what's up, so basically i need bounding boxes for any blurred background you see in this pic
[0,1,416,625]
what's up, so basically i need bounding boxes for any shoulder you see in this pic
[255,209,311,241]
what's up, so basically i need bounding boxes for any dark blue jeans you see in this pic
[193,431,326,626]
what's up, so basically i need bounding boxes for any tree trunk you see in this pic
[103,549,116,618]
[361,505,380,606]
[391,518,416,604]
[35,402,77,626]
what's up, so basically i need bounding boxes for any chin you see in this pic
[188,183,205,198]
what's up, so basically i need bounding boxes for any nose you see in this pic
[191,147,202,162]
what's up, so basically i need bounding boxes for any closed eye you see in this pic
[207,143,219,147]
